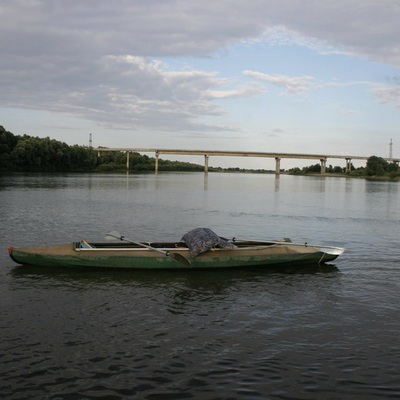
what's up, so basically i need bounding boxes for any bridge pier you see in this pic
[345,158,352,173]
[155,151,159,174]
[275,157,281,175]
[204,155,209,173]
[320,158,327,174]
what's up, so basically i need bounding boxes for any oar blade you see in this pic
[169,252,192,266]
[104,231,122,241]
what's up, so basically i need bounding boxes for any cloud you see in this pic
[1,0,400,134]
[1,52,252,132]
[372,85,400,109]
[3,1,399,62]
[243,71,315,95]
[262,128,284,137]
[206,83,265,99]
[259,1,400,66]
[244,71,392,111]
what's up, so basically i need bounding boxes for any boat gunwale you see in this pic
[72,241,344,256]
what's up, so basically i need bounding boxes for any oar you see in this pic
[104,231,191,266]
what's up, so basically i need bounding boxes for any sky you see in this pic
[1,0,400,169]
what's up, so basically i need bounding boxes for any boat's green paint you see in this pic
[9,241,344,269]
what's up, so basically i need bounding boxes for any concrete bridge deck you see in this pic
[96,147,398,174]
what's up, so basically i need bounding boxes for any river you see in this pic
[0,172,399,399]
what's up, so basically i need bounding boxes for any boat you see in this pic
[8,228,344,269]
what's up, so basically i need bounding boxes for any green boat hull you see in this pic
[9,241,344,269]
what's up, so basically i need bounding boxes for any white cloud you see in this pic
[244,71,392,111]
[207,83,265,99]
[372,85,400,108]
[243,71,315,95]
[0,51,249,132]
[259,1,400,65]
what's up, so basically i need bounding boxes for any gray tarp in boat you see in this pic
[181,228,236,257]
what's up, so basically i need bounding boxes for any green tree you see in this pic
[0,126,20,170]
[387,161,399,173]
[303,163,321,173]
[366,156,388,176]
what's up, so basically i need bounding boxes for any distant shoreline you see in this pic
[2,169,399,182]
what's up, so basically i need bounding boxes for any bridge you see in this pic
[96,147,398,174]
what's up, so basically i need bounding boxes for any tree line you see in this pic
[1,126,399,178]
[0,126,205,172]
[288,156,399,179]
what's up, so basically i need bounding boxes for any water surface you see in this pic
[1,173,399,399]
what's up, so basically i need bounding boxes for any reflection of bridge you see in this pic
[96,148,398,174]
